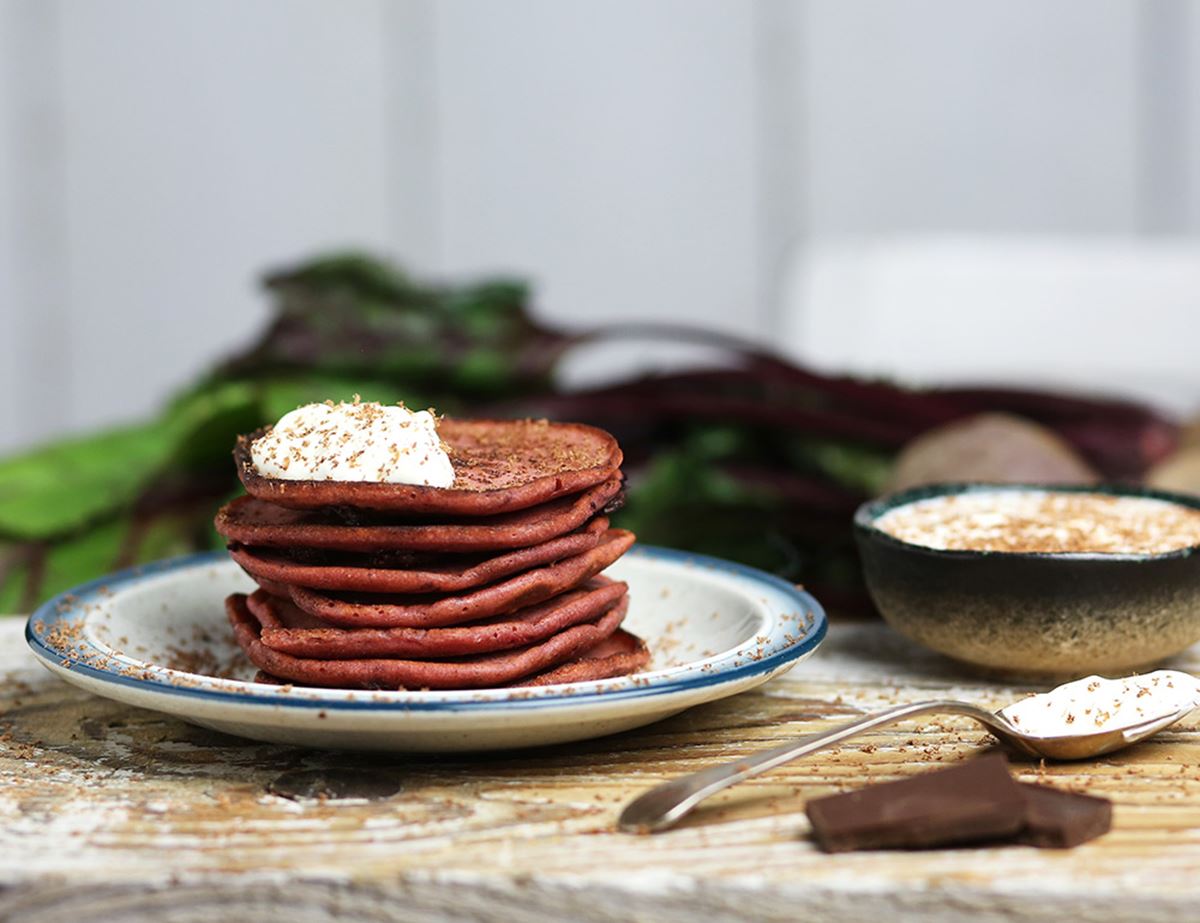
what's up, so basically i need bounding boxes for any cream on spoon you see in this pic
[999,670,1200,738]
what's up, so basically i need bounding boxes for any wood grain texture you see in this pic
[2,619,1199,923]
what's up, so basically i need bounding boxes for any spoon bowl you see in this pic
[993,703,1197,761]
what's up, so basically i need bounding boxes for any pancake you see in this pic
[250,626,650,688]
[248,574,293,598]
[278,529,635,627]
[520,629,650,686]
[214,476,623,553]
[247,579,628,658]
[235,418,622,514]
[226,591,627,689]
[231,517,611,596]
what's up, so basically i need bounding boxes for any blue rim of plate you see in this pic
[26,546,827,713]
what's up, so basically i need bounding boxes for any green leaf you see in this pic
[35,517,130,606]
[0,425,172,541]
[133,512,212,563]
[787,437,894,495]
[453,348,516,392]
[0,547,27,614]
[617,450,771,537]
[165,380,263,470]
[266,253,416,304]
[685,425,754,462]
[257,376,440,421]
[368,346,446,381]
[445,280,529,338]
[0,380,271,542]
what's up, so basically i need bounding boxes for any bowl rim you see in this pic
[854,482,1200,563]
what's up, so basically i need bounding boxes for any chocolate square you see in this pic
[805,753,1025,852]
[1015,783,1112,848]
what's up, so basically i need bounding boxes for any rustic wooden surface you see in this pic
[3,617,1200,923]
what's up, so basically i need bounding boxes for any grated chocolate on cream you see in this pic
[875,490,1200,555]
[250,399,454,486]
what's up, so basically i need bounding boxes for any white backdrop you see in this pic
[2,0,1198,452]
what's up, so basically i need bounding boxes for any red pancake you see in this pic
[248,579,628,658]
[231,517,610,596]
[521,629,650,686]
[280,529,635,628]
[235,418,622,514]
[249,575,292,598]
[251,627,650,688]
[215,476,623,553]
[226,591,627,689]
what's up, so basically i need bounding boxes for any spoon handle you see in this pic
[618,699,994,833]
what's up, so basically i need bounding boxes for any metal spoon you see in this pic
[619,696,1198,833]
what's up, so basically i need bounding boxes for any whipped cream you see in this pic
[999,670,1200,738]
[250,400,455,486]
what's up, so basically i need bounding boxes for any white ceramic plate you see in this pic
[26,547,826,752]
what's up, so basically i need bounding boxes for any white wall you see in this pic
[796,1,1143,235]
[2,0,69,449]
[432,1,762,336]
[61,0,396,434]
[1,0,1196,452]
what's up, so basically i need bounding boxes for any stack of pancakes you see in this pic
[216,419,649,689]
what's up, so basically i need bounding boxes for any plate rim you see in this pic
[26,546,827,714]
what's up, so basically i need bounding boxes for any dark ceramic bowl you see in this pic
[854,483,1200,678]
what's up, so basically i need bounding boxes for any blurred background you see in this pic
[4,0,1199,453]
[2,0,1199,611]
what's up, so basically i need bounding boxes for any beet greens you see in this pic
[0,254,1178,613]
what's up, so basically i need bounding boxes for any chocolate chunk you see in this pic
[1015,783,1112,848]
[805,754,1025,852]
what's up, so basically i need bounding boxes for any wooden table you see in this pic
[3,617,1199,923]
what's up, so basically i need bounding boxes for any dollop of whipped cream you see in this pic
[250,400,455,486]
[999,670,1200,738]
